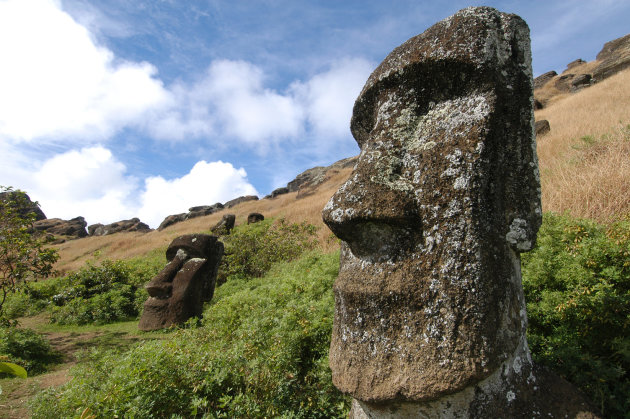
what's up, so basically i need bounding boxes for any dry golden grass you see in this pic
[52,69,630,273]
[52,167,354,273]
[536,68,630,222]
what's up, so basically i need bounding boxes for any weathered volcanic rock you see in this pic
[265,187,289,199]
[322,6,598,418]
[566,58,586,70]
[593,33,630,82]
[33,217,88,239]
[158,213,187,231]
[0,191,46,221]
[247,213,264,224]
[210,214,236,236]
[186,203,223,220]
[224,195,258,208]
[138,234,223,331]
[88,218,152,236]
[533,70,557,89]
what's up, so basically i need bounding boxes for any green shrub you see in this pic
[49,259,155,325]
[0,327,60,375]
[219,218,318,282]
[522,213,630,417]
[30,251,350,418]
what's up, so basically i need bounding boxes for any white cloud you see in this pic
[292,58,374,138]
[137,160,258,228]
[0,0,169,142]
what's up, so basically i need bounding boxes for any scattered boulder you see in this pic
[158,213,186,231]
[138,234,223,331]
[571,73,592,90]
[535,119,551,136]
[224,195,258,208]
[566,58,586,70]
[33,216,88,239]
[210,214,236,236]
[287,166,329,192]
[265,187,289,199]
[593,33,630,82]
[322,7,598,418]
[533,70,557,89]
[247,213,264,224]
[88,218,152,236]
[0,191,46,221]
[187,203,223,220]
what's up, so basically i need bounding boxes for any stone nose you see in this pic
[323,173,422,262]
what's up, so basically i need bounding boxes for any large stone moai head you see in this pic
[138,234,223,331]
[322,7,541,403]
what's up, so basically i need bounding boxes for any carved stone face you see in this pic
[322,7,541,403]
[138,234,223,331]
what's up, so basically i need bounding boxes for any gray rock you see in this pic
[224,195,258,208]
[533,70,557,89]
[593,33,630,82]
[322,6,598,417]
[158,213,187,231]
[88,218,152,236]
[566,58,586,70]
[33,216,87,239]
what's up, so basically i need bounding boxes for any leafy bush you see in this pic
[30,251,350,418]
[49,259,156,325]
[0,327,60,375]
[522,213,630,417]
[219,218,318,282]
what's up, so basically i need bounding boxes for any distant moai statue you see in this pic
[138,234,223,331]
[323,7,599,418]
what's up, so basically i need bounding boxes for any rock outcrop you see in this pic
[158,203,224,231]
[224,195,258,208]
[138,234,223,331]
[533,70,557,89]
[593,33,630,82]
[33,217,88,239]
[210,214,236,236]
[322,7,598,418]
[265,187,289,199]
[88,218,152,236]
[0,191,46,221]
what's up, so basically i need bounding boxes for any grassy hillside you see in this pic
[2,69,629,418]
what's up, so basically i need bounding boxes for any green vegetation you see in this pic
[219,218,318,281]
[30,250,348,418]
[0,326,60,375]
[0,186,59,321]
[522,213,630,417]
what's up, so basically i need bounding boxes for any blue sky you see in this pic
[1,0,629,228]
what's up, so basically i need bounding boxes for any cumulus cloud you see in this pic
[0,0,169,142]
[292,58,374,138]
[137,160,258,227]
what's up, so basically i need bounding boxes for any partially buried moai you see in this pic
[138,234,223,331]
[323,7,598,418]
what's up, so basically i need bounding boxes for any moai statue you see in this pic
[211,214,236,236]
[139,234,223,331]
[322,7,598,418]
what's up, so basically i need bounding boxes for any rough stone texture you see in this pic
[265,187,289,199]
[0,191,47,221]
[224,195,259,208]
[566,58,586,70]
[210,214,236,236]
[138,234,223,331]
[88,218,152,236]
[33,216,88,239]
[533,98,544,110]
[570,73,592,90]
[158,213,187,231]
[322,6,598,417]
[535,119,550,136]
[186,203,224,220]
[290,156,359,199]
[593,33,630,82]
[247,213,264,224]
[533,70,557,90]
